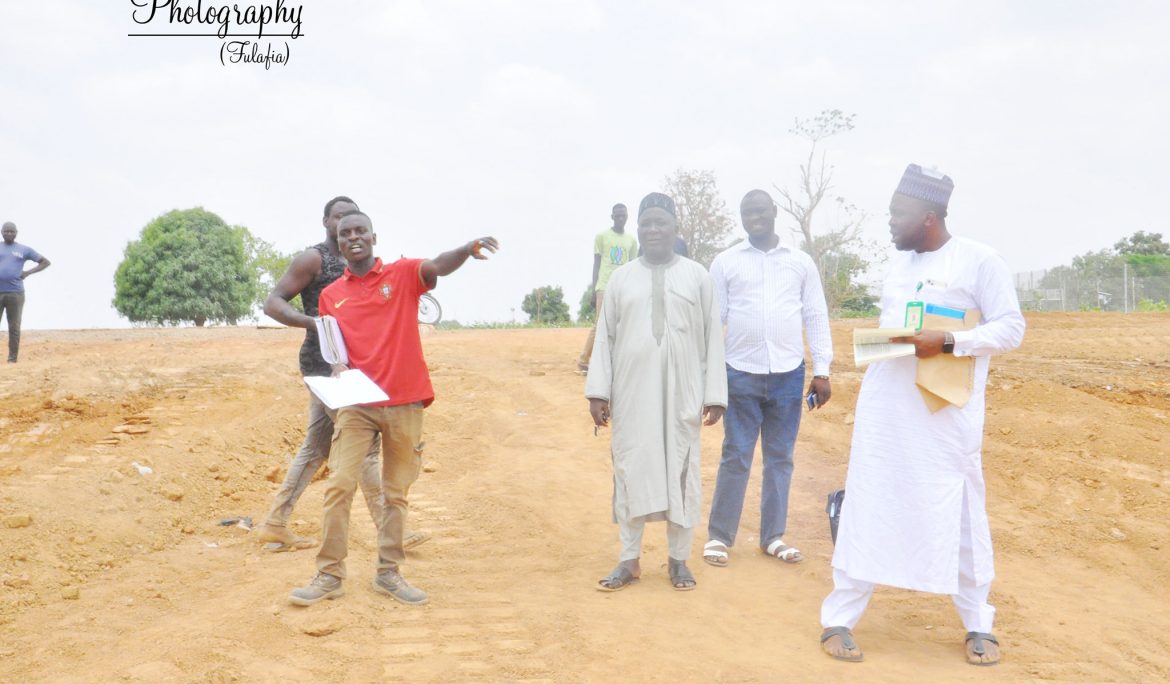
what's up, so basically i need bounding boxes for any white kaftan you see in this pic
[832,236,1025,594]
[585,256,727,528]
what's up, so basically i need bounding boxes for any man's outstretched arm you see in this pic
[420,237,499,289]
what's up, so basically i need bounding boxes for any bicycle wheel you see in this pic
[418,293,442,325]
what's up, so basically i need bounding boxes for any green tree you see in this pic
[113,208,253,326]
[1038,264,1073,289]
[1038,234,1170,311]
[521,285,571,324]
[1113,230,1170,256]
[1067,249,1124,309]
[578,283,596,323]
[237,229,300,312]
[1124,253,1170,277]
[1117,233,1170,301]
[1071,249,1124,280]
[662,168,737,268]
[812,235,881,316]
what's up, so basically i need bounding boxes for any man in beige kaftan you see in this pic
[585,192,727,592]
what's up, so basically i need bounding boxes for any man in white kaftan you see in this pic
[820,165,1025,666]
[586,192,727,592]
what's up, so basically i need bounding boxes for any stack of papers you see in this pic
[852,327,917,366]
[315,315,347,365]
[304,369,389,410]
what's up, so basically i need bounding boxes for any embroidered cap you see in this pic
[895,164,954,207]
[638,192,677,218]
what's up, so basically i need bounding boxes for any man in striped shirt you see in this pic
[702,189,833,568]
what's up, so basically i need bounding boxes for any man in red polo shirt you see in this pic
[289,210,498,607]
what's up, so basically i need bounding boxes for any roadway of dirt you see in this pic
[1,313,1168,682]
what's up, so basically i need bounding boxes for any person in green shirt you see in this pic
[578,204,638,372]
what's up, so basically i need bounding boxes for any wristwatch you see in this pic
[813,375,830,381]
[942,332,955,354]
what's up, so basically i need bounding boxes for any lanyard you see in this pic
[905,281,924,330]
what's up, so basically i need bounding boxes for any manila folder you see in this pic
[916,308,981,413]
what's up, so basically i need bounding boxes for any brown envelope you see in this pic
[916,309,981,413]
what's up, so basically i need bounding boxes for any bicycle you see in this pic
[418,292,442,325]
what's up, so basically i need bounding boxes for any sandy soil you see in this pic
[1,313,1168,683]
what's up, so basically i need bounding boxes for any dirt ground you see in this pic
[1,313,1168,683]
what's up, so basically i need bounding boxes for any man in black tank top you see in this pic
[256,196,429,552]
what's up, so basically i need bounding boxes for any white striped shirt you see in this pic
[709,239,833,376]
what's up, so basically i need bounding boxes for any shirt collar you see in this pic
[343,257,384,280]
[736,238,789,255]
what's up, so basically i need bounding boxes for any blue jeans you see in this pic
[707,363,805,549]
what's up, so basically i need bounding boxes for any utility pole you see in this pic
[1123,261,1129,313]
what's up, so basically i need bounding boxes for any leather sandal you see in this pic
[820,626,864,662]
[965,631,1001,666]
[668,558,696,591]
[596,563,640,592]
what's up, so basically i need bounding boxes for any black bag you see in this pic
[826,489,845,544]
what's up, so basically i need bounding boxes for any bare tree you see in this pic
[663,168,737,268]
[775,109,870,313]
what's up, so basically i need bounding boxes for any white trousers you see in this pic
[619,517,693,562]
[821,493,995,633]
[820,567,994,633]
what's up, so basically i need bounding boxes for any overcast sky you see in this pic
[2,1,1167,329]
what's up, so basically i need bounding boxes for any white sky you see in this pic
[2,1,1167,329]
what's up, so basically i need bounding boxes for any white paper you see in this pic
[853,327,918,367]
[303,369,389,410]
[315,315,348,365]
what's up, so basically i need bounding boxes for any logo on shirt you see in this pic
[609,246,626,264]
[334,296,352,308]
[380,283,392,300]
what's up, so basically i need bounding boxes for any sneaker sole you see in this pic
[372,580,429,606]
[403,530,432,550]
[264,539,317,553]
[288,587,344,607]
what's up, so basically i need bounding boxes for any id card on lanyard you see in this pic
[905,282,924,331]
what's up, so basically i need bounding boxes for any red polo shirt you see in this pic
[318,257,434,407]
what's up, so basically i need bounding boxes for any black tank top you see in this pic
[298,242,347,376]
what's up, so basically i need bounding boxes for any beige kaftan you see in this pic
[584,256,727,528]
